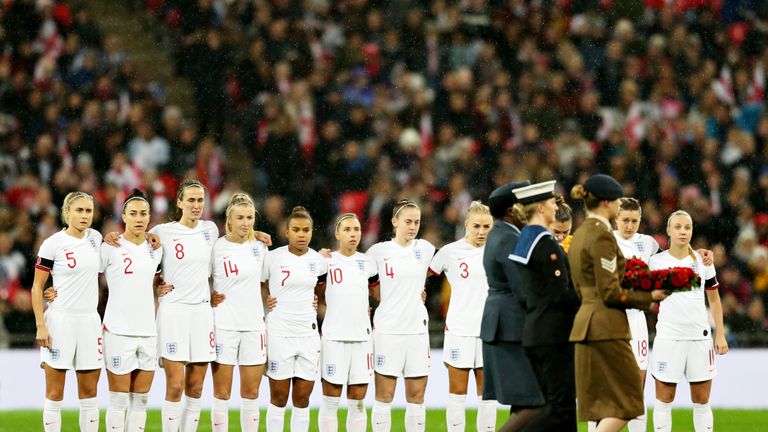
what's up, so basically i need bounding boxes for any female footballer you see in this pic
[209,193,268,432]
[649,210,727,432]
[367,199,436,432]
[317,213,378,432]
[262,206,327,432]
[32,192,103,432]
[428,201,497,432]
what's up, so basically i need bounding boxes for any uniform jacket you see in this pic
[481,220,527,343]
[568,216,653,342]
[510,225,580,347]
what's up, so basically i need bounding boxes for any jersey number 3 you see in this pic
[459,262,469,279]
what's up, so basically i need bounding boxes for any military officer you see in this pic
[481,180,545,432]
[508,180,580,432]
[568,174,667,432]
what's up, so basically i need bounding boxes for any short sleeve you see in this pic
[703,263,718,290]
[367,255,378,278]
[317,255,328,275]
[365,243,380,262]
[429,247,447,275]
[100,245,112,273]
[648,236,660,256]
[262,250,272,282]
[35,237,56,271]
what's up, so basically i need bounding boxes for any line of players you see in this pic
[31,179,499,432]
[31,177,727,432]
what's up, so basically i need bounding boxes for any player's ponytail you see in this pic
[172,179,205,221]
[61,191,94,225]
[225,193,258,241]
[287,206,313,226]
[122,188,150,213]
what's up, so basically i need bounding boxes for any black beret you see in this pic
[584,174,624,200]
[489,180,531,218]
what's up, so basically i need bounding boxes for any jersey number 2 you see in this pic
[123,257,134,274]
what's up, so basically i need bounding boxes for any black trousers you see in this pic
[522,343,577,432]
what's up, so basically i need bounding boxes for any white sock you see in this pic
[627,404,648,432]
[240,398,260,432]
[693,402,713,432]
[125,393,149,432]
[107,392,130,432]
[266,404,285,432]
[126,392,149,432]
[476,399,497,432]
[446,393,466,432]
[587,421,597,432]
[79,397,99,432]
[180,395,201,432]
[290,406,310,432]
[211,397,229,432]
[318,395,340,431]
[43,398,62,432]
[162,399,183,432]
[371,400,392,432]
[405,402,426,432]
[346,399,367,432]
[653,399,673,432]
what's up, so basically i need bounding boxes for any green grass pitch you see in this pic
[0,408,766,431]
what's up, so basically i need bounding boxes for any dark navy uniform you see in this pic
[481,210,544,407]
[510,225,579,431]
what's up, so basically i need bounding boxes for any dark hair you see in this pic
[173,179,205,221]
[122,188,149,213]
[287,206,313,226]
[619,197,641,213]
[571,184,602,210]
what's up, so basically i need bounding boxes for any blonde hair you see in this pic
[61,191,94,225]
[571,184,601,210]
[464,201,491,221]
[334,213,359,232]
[667,210,697,261]
[173,179,205,221]
[511,202,538,225]
[225,193,258,241]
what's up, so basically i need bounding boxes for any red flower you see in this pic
[641,278,652,291]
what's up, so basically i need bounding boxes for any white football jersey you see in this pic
[101,236,163,336]
[366,239,436,334]
[649,250,718,340]
[150,220,218,304]
[614,232,659,263]
[211,236,268,331]
[321,251,377,341]
[429,239,488,337]
[35,229,102,312]
[263,246,328,337]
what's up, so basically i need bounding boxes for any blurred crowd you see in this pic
[2,0,768,347]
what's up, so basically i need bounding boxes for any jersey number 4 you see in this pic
[385,262,395,278]
[223,260,239,277]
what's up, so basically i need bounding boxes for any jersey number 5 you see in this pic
[65,251,77,268]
